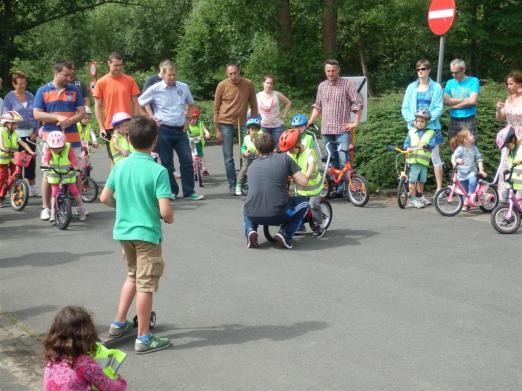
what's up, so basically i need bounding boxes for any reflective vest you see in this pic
[91,342,126,389]
[47,143,76,184]
[508,145,522,191]
[188,121,206,146]
[0,128,19,164]
[299,132,315,150]
[406,129,434,167]
[77,123,93,143]
[110,132,131,163]
[241,131,262,155]
[290,147,323,196]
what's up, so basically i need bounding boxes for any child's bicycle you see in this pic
[0,151,33,210]
[262,198,333,242]
[434,161,498,217]
[40,165,82,230]
[323,141,369,207]
[386,146,413,209]
[490,166,522,234]
[78,141,99,203]
[189,136,204,188]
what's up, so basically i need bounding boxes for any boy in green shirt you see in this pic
[100,116,174,354]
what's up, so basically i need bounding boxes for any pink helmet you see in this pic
[496,125,515,150]
[0,111,23,124]
[47,131,66,148]
[111,112,132,128]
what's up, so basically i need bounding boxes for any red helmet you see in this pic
[279,128,300,152]
[191,107,200,118]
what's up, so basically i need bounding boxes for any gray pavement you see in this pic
[1,143,521,391]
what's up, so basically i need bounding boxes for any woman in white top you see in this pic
[256,75,291,149]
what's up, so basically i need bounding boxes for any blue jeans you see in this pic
[157,125,194,197]
[243,196,309,239]
[262,126,284,150]
[460,172,478,194]
[219,123,246,188]
[323,132,350,169]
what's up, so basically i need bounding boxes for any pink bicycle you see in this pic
[490,165,522,233]
[434,161,498,216]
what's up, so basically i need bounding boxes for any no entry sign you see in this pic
[428,0,456,36]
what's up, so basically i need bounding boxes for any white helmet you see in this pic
[111,112,132,128]
[0,111,23,124]
[47,131,66,148]
[85,106,92,115]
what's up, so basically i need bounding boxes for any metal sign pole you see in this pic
[436,35,446,84]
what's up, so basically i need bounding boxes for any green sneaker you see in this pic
[109,320,133,337]
[189,192,204,201]
[135,334,171,354]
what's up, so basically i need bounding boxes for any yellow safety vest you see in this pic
[508,145,522,191]
[241,131,262,154]
[91,342,126,390]
[77,123,93,143]
[406,129,434,167]
[299,132,315,150]
[290,147,323,196]
[0,128,19,164]
[110,132,131,163]
[46,143,76,184]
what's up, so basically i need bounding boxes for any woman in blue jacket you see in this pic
[401,59,444,191]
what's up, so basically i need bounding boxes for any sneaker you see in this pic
[188,192,204,201]
[49,210,55,222]
[135,333,171,354]
[171,194,177,201]
[247,230,259,248]
[294,225,306,236]
[109,320,133,337]
[77,206,89,216]
[29,185,35,197]
[229,186,236,195]
[235,184,242,196]
[79,210,87,221]
[202,167,210,176]
[40,208,51,220]
[418,196,431,206]
[406,199,424,209]
[312,226,326,238]
[274,231,293,249]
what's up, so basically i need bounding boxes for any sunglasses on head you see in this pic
[416,67,429,72]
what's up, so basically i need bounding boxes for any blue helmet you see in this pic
[246,116,261,128]
[291,114,308,127]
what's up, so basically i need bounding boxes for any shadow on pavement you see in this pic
[160,321,329,349]
[6,305,60,321]
[0,251,111,268]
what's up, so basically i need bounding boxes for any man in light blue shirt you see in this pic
[138,61,204,200]
[444,58,480,139]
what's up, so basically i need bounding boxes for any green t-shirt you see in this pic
[106,152,172,244]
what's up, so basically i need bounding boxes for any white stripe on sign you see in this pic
[428,9,454,19]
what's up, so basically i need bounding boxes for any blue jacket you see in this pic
[401,78,443,131]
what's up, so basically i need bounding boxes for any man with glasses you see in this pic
[33,60,86,220]
[444,59,480,139]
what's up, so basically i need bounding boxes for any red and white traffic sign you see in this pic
[428,0,456,36]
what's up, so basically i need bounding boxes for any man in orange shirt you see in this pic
[93,52,140,164]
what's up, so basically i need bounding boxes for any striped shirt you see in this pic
[313,77,363,135]
[34,82,84,147]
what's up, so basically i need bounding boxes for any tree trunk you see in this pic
[322,0,337,59]
[277,0,292,52]
[357,32,375,97]
[0,0,15,85]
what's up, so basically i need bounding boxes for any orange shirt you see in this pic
[93,73,140,130]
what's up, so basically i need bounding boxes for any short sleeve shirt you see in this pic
[105,152,172,244]
[244,153,301,217]
[33,82,84,147]
[444,76,480,118]
[93,73,140,130]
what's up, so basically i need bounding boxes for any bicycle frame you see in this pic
[324,142,354,191]
[189,136,203,169]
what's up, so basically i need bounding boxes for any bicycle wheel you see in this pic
[241,179,249,196]
[434,187,463,216]
[9,179,29,211]
[318,199,333,230]
[263,225,278,242]
[55,195,72,230]
[397,178,409,209]
[479,185,499,213]
[490,205,521,234]
[81,177,99,203]
[347,174,369,207]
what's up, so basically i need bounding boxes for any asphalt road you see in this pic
[1,143,521,391]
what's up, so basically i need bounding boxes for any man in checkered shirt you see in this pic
[307,59,363,169]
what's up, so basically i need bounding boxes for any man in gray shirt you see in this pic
[138,61,203,200]
[243,133,308,249]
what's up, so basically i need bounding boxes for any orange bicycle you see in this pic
[0,151,33,210]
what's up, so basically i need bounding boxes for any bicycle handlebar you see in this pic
[40,165,81,173]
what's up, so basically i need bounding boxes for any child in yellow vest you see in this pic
[186,107,211,175]
[502,128,522,195]
[110,112,132,164]
[279,128,325,237]
[236,117,262,195]
[42,131,87,222]
[0,111,36,207]
[403,109,436,208]
[77,106,98,149]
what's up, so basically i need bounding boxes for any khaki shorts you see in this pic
[120,240,164,293]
